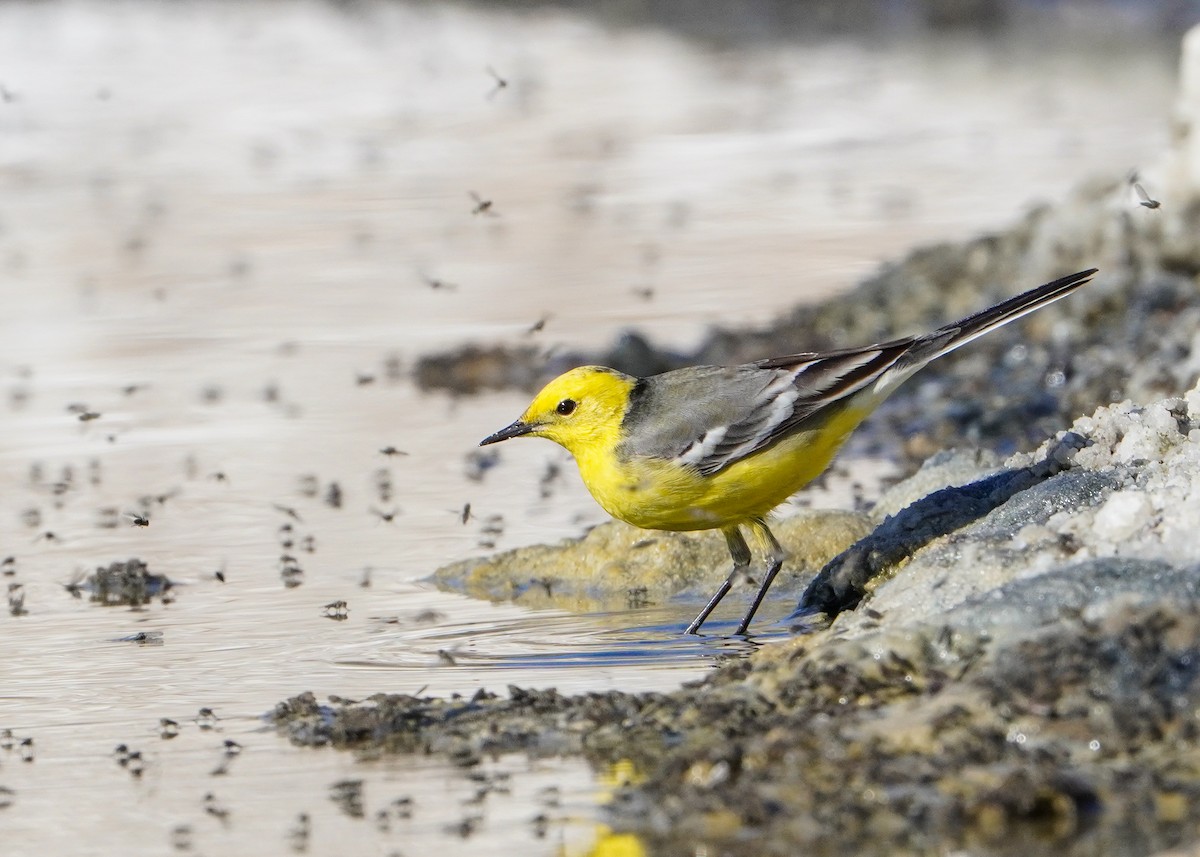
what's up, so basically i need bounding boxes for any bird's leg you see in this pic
[733,520,786,635]
[685,526,750,635]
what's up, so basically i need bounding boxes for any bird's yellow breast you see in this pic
[572,404,870,532]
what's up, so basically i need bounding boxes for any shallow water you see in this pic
[0,1,1181,853]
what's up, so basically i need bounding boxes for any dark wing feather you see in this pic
[620,343,915,475]
[694,342,914,474]
[619,268,1097,476]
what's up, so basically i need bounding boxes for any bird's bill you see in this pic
[479,420,535,446]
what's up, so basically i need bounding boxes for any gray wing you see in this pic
[617,269,1098,476]
[619,344,912,476]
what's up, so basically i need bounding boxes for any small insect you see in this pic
[214,563,226,583]
[461,502,472,524]
[324,482,343,509]
[287,813,312,851]
[124,511,150,527]
[436,649,457,666]
[379,446,408,457]
[525,315,551,336]
[63,569,86,599]
[1133,181,1161,209]
[159,718,180,739]
[78,410,102,422]
[537,785,562,808]
[280,561,304,588]
[370,506,400,524]
[121,383,147,396]
[323,600,349,620]
[195,707,220,730]
[485,65,508,100]
[272,503,303,522]
[8,583,26,616]
[464,449,500,482]
[297,473,320,497]
[419,271,457,292]
[393,796,414,819]
[203,791,230,821]
[355,372,376,386]
[116,631,163,646]
[170,825,192,850]
[1128,170,1161,209]
[373,468,394,503]
[469,191,497,217]
[329,779,365,817]
[151,488,180,506]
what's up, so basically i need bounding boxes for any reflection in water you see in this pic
[344,604,784,670]
[0,0,1178,853]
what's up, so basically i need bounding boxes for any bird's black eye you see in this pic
[556,398,577,416]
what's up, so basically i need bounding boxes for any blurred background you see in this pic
[0,1,1194,855]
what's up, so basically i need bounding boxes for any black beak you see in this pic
[479,420,534,446]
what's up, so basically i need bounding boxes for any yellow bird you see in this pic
[481,268,1097,635]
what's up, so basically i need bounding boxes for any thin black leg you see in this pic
[685,526,750,635]
[733,520,786,635]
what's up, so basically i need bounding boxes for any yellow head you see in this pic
[479,366,637,457]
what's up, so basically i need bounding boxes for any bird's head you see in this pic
[479,366,637,457]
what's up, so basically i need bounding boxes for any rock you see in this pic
[429,509,872,612]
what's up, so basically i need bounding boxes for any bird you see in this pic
[480,268,1098,635]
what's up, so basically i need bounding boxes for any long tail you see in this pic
[899,268,1098,372]
[750,268,1098,428]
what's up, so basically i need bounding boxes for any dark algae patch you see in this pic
[74,558,174,608]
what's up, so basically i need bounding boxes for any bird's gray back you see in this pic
[617,365,791,464]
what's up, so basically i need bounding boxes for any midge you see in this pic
[482,268,1097,635]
